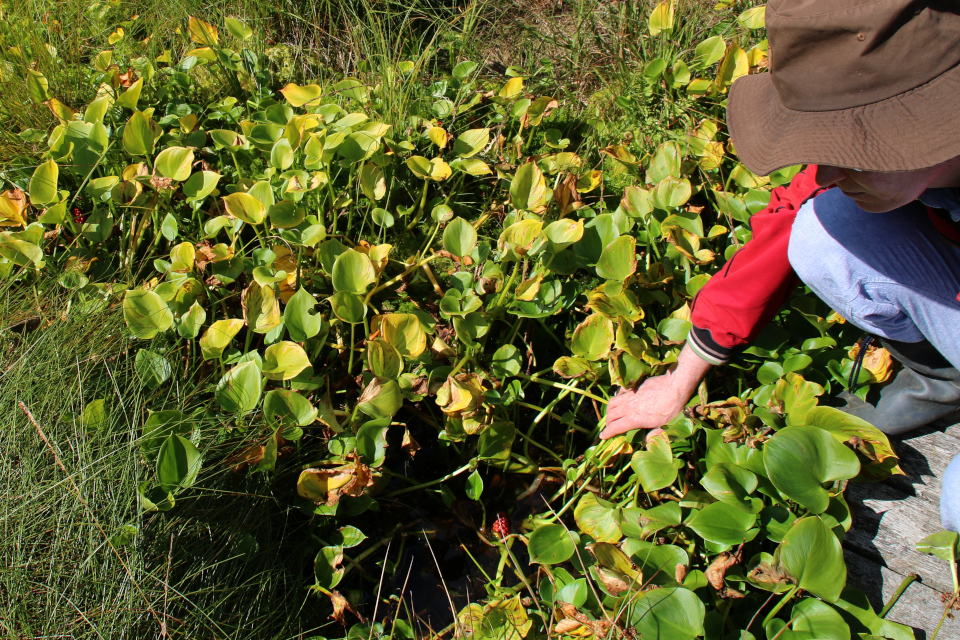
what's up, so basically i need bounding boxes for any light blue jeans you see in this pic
[788,188,960,530]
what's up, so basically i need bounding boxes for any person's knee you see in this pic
[941,453,960,532]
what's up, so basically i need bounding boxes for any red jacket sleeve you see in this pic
[687,166,828,365]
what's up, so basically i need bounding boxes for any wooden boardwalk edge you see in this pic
[840,424,960,639]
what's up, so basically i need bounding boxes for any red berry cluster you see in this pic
[72,206,87,224]
[492,512,510,539]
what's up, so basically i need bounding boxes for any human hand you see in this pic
[600,342,713,440]
[601,373,692,439]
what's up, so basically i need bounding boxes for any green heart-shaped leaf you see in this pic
[122,111,156,156]
[763,426,860,514]
[596,235,637,281]
[262,341,311,381]
[216,361,263,414]
[222,191,266,225]
[574,493,621,543]
[332,249,376,294]
[570,313,614,361]
[199,319,244,360]
[528,524,575,565]
[366,338,403,379]
[156,434,202,493]
[154,146,194,182]
[284,287,323,342]
[686,502,757,547]
[135,349,172,390]
[29,159,58,206]
[631,430,682,492]
[453,128,489,158]
[442,217,477,259]
[776,515,847,602]
[510,161,547,211]
[123,289,173,339]
[702,462,761,513]
[630,587,704,640]
[263,389,317,431]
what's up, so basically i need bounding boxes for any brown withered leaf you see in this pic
[556,602,612,637]
[297,462,375,506]
[329,590,364,625]
[721,588,746,599]
[194,242,216,272]
[401,427,420,458]
[222,443,265,473]
[675,563,688,584]
[554,619,582,634]
[594,566,631,596]
[149,175,175,191]
[409,375,429,397]
[705,551,740,590]
[118,68,138,88]
[747,562,791,586]
[553,172,581,217]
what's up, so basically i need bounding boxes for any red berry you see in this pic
[72,207,87,223]
[492,512,510,538]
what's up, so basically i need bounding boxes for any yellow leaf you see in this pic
[848,343,894,384]
[716,43,749,91]
[428,126,451,149]
[0,190,27,227]
[184,47,216,62]
[188,16,219,46]
[648,0,675,36]
[575,170,603,193]
[499,76,524,100]
[279,83,323,108]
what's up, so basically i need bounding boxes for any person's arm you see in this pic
[687,167,827,363]
[601,167,828,439]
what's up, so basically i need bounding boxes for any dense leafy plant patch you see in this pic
[0,4,926,639]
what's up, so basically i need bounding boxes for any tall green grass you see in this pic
[0,280,336,638]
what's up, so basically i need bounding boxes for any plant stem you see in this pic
[880,573,918,618]
[515,372,608,404]
[384,462,473,498]
[931,591,960,640]
[405,179,431,230]
[762,585,799,629]
[347,324,356,376]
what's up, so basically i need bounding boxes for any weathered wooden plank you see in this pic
[844,549,960,639]
[886,427,960,503]
[939,420,960,442]
[845,481,955,594]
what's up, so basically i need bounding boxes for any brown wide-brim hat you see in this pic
[728,0,960,176]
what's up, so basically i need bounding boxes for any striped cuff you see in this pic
[687,324,734,366]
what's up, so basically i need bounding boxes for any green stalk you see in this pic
[880,573,918,618]
[405,179,431,230]
[515,372,608,404]
[762,585,799,629]
[384,462,474,498]
[347,324,356,376]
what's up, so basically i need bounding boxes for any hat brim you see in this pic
[727,62,960,176]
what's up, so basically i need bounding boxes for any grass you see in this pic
[0,279,337,638]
